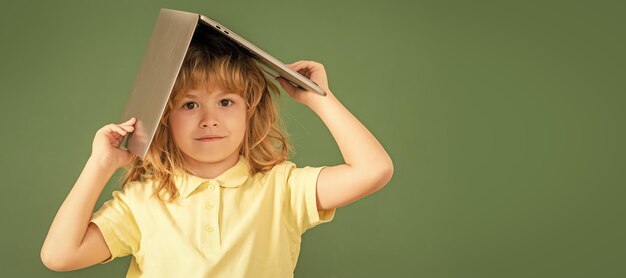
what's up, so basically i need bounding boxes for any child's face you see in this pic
[169,86,247,169]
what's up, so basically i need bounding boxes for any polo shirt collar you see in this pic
[174,155,249,199]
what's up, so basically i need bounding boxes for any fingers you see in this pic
[285,60,329,88]
[115,117,136,132]
[285,61,327,84]
[110,124,129,136]
[287,60,324,73]
[120,117,136,129]
[288,60,321,67]
[275,76,298,95]
[122,117,136,124]
[98,117,136,137]
[279,60,330,101]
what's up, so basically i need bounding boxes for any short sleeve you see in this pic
[282,162,336,235]
[90,189,140,264]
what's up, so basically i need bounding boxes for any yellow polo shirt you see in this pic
[90,156,336,277]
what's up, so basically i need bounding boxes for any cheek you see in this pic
[235,110,248,134]
[168,113,188,138]
[223,114,246,141]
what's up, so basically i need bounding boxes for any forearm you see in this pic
[307,91,393,175]
[42,156,116,256]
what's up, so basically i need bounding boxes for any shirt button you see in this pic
[206,202,214,210]
[208,183,216,191]
[206,225,214,232]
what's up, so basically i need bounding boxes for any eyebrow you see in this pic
[183,91,236,99]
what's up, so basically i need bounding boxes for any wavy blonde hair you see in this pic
[120,33,291,201]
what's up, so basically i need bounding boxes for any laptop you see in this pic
[120,8,327,159]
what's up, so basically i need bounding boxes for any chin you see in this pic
[190,155,226,163]
[184,151,236,163]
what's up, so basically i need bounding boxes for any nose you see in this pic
[201,122,218,128]
[200,108,219,128]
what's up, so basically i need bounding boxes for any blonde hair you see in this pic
[120,33,291,201]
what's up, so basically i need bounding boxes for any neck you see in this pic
[182,152,241,179]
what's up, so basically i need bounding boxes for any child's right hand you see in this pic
[90,117,137,169]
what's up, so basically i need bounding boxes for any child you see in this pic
[41,29,394,277]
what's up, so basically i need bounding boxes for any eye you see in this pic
[182,102,198,110]
[219,99,234,107]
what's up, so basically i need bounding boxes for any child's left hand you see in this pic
[275,60,331,106]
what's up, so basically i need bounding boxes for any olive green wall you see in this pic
[1,0,624,277]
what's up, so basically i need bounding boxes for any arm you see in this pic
[276,61,394,211]
[41,118,137,271]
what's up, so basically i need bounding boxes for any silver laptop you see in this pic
[120,8,326,159]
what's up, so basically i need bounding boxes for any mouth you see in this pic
[195,136,225,142]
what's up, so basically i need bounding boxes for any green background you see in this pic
[1,0,624,277]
